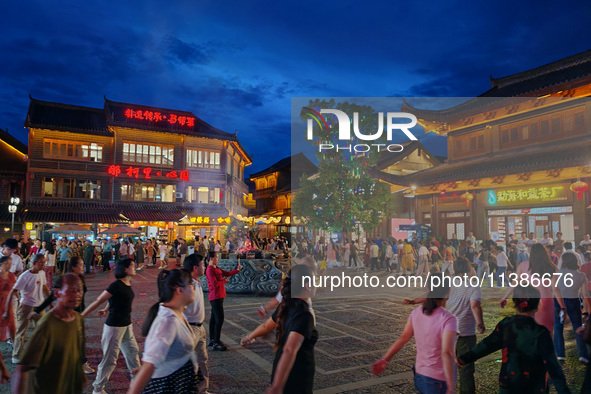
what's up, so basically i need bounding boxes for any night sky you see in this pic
[2,0,589,175]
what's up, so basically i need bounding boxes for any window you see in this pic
[540,120,549,136]
[521,125,529,140]
[510,127,518,141]
[551,118,560,134]
[186,149,220,169]
[120,183,176,202]
[530,123,538,138]
[123,141,174,166]
[186,186,221,204]
[43,139,103,162]
[455,140,461,153]
[477,135,484,150]
[43,178,101,199]
[470,137,476,151]
[502,130,509,144]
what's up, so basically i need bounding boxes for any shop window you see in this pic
[470,137,476,151]
[123,141,174,166]
[478,135,484,150]
[510,127,518,141]
[43,139,103,162]
[43,178,101,199]
[501,130,509,144]
[186,149,220,169]
[521,125,529,140]
[455,140,461,153]
[120,183,175,202]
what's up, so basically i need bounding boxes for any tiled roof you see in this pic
[483,49,591,97]
[104,98,238,141]
[119,203,185,222]
[22,200,127,223]
[0,128,27,155]
[374,141,442,170]
[25,97,111,136]
[249,153,317,179]
[370,139,591,187]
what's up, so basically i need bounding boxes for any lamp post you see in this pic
[8,197,19,238]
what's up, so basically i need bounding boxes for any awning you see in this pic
[99,224,141,234]
[47,224,93,234]
[22,210,127,224]
[119,204,185,222]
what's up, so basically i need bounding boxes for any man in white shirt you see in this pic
[5,253,49,363]
[225,240,231,253]
[525,232,537,252]
[417,241,430,275]
[183,254,209,394]
[539,232,553,246]
[465,231,476,245]
[580,234,591,247]
[2,238,23,276]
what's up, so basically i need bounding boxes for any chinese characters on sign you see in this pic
[487,185,569,206]
[188,216,232,224]
[124,109,195,127]
[108,165,189,181]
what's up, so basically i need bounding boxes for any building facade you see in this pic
[23,97,251,241]
[0,129,27,239]
[375,50,591,243]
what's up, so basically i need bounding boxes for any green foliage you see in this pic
[292,99,392,233]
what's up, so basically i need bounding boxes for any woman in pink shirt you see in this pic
[373,283,456,393]
[206,251,241,351]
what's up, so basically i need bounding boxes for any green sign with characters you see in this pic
[486,183,571,206]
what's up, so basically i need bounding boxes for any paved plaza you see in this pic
[0,263,586,393]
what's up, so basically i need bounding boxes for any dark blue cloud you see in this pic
[0,0,589,174]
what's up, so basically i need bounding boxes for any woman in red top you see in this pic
[206,251,241,351]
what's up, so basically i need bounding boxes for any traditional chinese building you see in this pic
[0,128,27,239]
[373,49,591,242]
[249,153,317,238]
[23,97,251,241]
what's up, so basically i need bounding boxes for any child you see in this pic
[458,286,569,393]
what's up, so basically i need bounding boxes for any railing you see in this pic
[253,186,276,199]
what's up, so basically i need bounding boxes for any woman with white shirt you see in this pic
[494,245,513,287]
[128,269,197,394]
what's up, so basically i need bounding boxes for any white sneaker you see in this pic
[83,362,95,374]
[11,358,19,364]
[557,356,566,361]
[580,357,589,364]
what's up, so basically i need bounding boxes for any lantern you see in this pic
[461,192,474,207]
[570,180,589,199]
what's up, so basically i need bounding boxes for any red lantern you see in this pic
[570,180,589,199]
[461,192,474,207]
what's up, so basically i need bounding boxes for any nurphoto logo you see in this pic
[303,107,418,153]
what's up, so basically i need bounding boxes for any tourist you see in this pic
[400,240,415,275]
[501,243,566,335]
[475,243,489,280]
[206,251,241,351]
[128,269,197,394]
[6,253,49,364]
[459,286,569,393]
[460,240,476,268]
[56,241,70,274]
[158,241,169,269]
[373,282,456,393]
[540,232,553,246]
[82,258,141,394]
[580,234,591,248]
[145,240,155,266]
[135,240,144,271]
[494,245,512,287]
[465,231,476,245]
[178,238,188,267]
[266,264,318,394]
[516,243,529,266]
[404,257,483,394]
[416,241,430,275]
[183,254,210,393]
[83,240,94,274]
[349,240,360,268]
[441,241,455,275]
[101,238,112,271]
[0,256,16,344]
[525,232,537,252]
[554,232,565,258]
[41,240,55,288]
[12,274,86,394]
[553,253,590,363]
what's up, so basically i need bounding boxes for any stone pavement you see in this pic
[0,264,585,393]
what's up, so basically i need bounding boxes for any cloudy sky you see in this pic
[1,0,589,174]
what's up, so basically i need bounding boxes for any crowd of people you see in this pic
[0,229,589,392]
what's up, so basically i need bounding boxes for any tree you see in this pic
[292,99,392,234]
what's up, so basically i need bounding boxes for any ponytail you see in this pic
[142,269,191,336]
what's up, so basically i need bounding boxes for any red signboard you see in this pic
[108,165,189,181]
[124,108,195,127]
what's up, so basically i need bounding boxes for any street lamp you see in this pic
[8,197,19,238]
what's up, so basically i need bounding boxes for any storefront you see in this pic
[484,182,575,242]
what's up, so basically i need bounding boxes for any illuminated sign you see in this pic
[125,109,195,127]
[26,223,33,230]
[486,184,570,206]
[188,216,231,224]
[107,165,189,181]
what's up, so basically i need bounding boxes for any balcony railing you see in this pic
[253,186,276,199]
